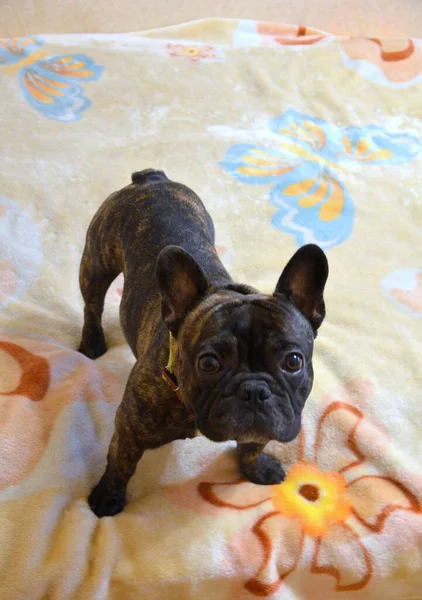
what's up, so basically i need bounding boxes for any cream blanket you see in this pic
[0,20,421,600]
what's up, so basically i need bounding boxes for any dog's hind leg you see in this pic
[78,239,120,359]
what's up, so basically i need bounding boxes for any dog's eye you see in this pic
[283,352,304,373]
[198,355,220,373]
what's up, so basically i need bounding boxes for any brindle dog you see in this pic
[79,169,328,517]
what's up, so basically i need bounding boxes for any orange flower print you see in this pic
[340,38,422,87]
[167,43,219,64]
[0,335,121,489]
[165,380,421,596]
[257,22,328,47]
[232,20,330,49]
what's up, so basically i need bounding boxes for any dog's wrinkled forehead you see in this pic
[181,291,314,352]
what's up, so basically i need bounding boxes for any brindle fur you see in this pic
[79,169,328,517]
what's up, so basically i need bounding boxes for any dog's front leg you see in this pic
[88,363,194,517]
[88,389,145,518]
[237,442,286,485]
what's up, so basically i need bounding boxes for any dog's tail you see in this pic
[131,169,169,186]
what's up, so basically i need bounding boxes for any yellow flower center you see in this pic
[184,47,200,57]
[272,462,352,537]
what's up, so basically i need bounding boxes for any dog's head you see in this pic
[156,244,328,445]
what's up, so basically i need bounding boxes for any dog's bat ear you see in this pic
[274,244,329,331]
[156,245,210,335]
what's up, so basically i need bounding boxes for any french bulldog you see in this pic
[78,169,328,517]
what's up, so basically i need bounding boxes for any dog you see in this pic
[78,169,328,517]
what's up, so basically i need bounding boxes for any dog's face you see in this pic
[176,293,315,443]
[156,244,328,445]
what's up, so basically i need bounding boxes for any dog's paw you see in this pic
[88,484,126,517]
[241,453,286,485]
[78,333,107,360]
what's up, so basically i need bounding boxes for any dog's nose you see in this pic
[238,381,271,405]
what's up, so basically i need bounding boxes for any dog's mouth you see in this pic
[195,393,300,445]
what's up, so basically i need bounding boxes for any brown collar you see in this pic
[162,366,184,404]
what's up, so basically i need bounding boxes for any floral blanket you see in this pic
[0,19,421,600]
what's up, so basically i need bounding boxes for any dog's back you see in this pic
[79,169,228,357]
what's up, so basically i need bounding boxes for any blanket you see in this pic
[0,19,422,600]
